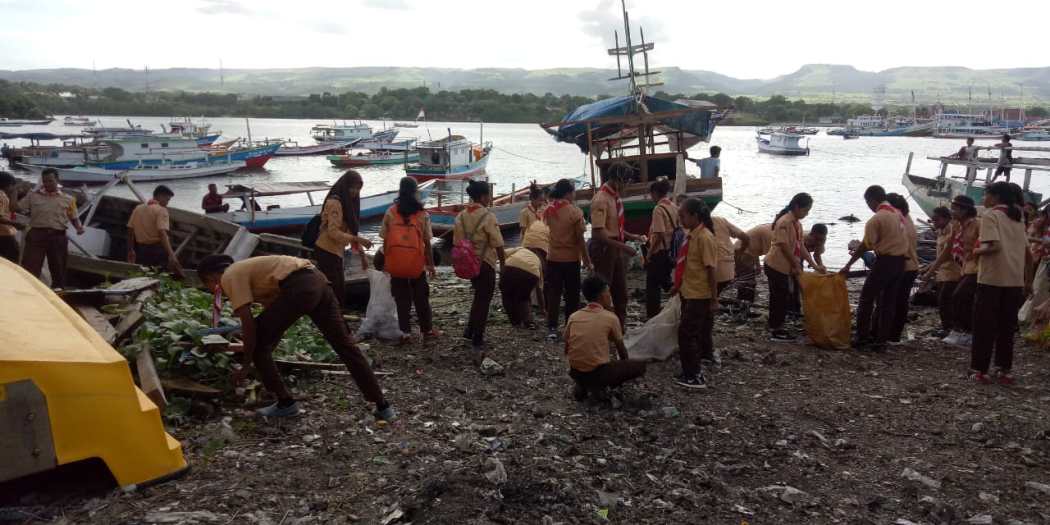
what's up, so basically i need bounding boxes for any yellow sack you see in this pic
[798,272,851,350]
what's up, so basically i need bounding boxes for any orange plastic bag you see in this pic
[798,272,851,350]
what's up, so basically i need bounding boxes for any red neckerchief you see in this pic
[877,202,907,230]
[600,185,625,241]
[544,198,569,220]
[147,199,159,206]
[211,284,223,328]
[674,224,705,289]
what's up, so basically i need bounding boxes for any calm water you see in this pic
[2,117,1037,267]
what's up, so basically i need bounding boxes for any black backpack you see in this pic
[301,214,322,248]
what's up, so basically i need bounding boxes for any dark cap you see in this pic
[951,195,976,208]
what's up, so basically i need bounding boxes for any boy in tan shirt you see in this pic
[127,185,184,276]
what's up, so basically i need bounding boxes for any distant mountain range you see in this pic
[2,64,1048,105]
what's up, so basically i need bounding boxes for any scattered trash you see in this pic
[900,468,941,489]
[483,457,508,485]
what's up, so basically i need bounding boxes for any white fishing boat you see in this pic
[63,116,97,127]
[405,133,492,181]
[933,113,1010,139]
[756,131,810,156]
[20,159,246,184]
[83,120,153,138]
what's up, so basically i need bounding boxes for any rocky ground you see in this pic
[4,268,1050,525]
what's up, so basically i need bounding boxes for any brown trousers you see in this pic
[937,280,959,331]
[464,262,496,346]
[314,247,345,308]
[134,243,168,268]
[254,269,384,404]
[953,274,977,333]
[887,270,918,341]
[678,298,714,376]
[970,284,1023,373]
[856,255,905,343]
[22,228,68,288]
[500,266,539,327]
[546,260,581,329]
[590,242,627,329]
[391,273,433,334]
[569,360,647,394]
[0,235,19,263]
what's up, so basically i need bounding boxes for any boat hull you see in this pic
[328,153,420,167]
[757,139,810,156]
[274,140,356,156]
[23,161,246,184]
[406,153,490,181]
[901,170,1042,220]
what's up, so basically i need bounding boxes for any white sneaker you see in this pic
[941,331,961,345]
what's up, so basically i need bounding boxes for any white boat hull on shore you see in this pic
[20,161,246,184]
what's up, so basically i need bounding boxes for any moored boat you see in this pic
[327,150,420,167]
[21,158,246,184]
[207,141,280,169]
[757,131,810,155]
[274,139,358,156]
[63,116,97,127]
[0,117,55,126]
[405,134,491,181]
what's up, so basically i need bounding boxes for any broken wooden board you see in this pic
[75,305,118,345]
[113,310,145,345]
[160,377,222,398]
[274,359,345,372]
[106,277,160,294]
[136,345,167,410]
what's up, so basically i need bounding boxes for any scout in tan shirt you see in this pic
[589,170,646,329]
[565,275,645,401]
[920,207,963,335]
[198,254,394,421]
[501,247,543,328]
[518,183,547,233]
[0,172,25,263]
[126,185,183,275]
[453,180,506,353]
[379,177,439,342]
[18,169,84,288]
[543,178,592,338]
[767,194,823,340]
[712,216,749,292]
[644,179,679,318]
[969,183,1033,382]
[840,185,908,347]
[315,171,373,307]
[672,199,719,388]
[923,195,981,342]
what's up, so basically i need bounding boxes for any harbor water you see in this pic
[2,117,1040,267]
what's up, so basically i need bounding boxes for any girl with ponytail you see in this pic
[969,181,1033,384]
[764,192,824,341]
[671,198,719,389]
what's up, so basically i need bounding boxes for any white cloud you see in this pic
[363,0,409,9]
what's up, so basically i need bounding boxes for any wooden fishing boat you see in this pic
[327,150,420,167]
[52,178,370,298]
[207,142,280,169]
[405,133,491,181]
[210,180,436,234]
[20,159,246,184]
[274,139,357,156]
[900,147,1049,220]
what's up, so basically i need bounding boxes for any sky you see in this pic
[1,0,1048,78]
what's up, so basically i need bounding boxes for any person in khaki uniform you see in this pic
[589,168,646,330]
[734,223,773,307]
[544,178,592,341]
[712,216,749,296]
[518,182,547,233]
[126,185,184,276]
[840,185,910,350]
[18,168,84,288]
[885,193,919,343]
[565,275,646,402]
[379,177,438,343]
[766,193,824,341]
[671,198,719,389]
[0,172,25,262]
[198,254,395,421]
[315,170,373,308]
[644,179,678,319]
[453,180,506,356]
[969,182,1033,385]
[919,206,962,337]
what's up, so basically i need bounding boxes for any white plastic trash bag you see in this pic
[357,269,404,341]
[625,295,681,361]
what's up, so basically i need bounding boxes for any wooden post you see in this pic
[639,124,649,182]
[904,152,914,177]
[587,123,596,189]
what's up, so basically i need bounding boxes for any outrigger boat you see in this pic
[538,7,725,234]
[0,117,54,126]
[211,180,436,234]
[20,158,246,184]
[274,139,358,156]
[405,129,492,182]
[327,149,420,167]
[63,116,97,127]
[165,117,222,146]
[901,146,1050,220]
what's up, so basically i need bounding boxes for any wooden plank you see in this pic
[160,377,222,398]
[274,359,345,371]
[113,310,145,345]
[75,305,118,345]
[136,345,167,410]
[173,226,200,257]
[106,277,160,294]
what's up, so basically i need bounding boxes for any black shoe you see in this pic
[769,330,794,342]
[572,384,588,402]
[675,373,708,390]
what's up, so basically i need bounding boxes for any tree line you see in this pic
[2,80,1047,124]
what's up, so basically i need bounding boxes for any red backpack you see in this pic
[383,207,426,279]
[452,209,490,279]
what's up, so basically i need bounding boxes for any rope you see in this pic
[492,146,565,165]
[719,200,759,214]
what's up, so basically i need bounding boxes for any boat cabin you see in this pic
[311,122,372,142]
[417,136,479,170]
